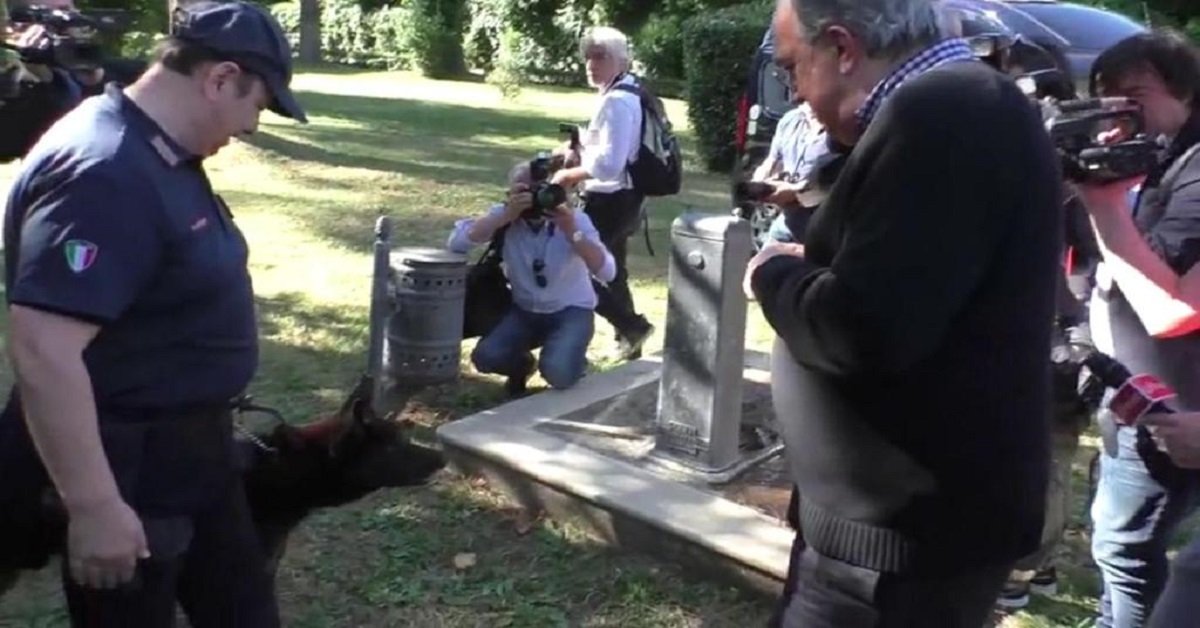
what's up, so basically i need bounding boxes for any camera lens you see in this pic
[535,183,566,211]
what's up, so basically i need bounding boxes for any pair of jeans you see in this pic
[1091,426,1200,627]
[472,305,595,389]
[778,547,1011,628]
[582,189,649,339]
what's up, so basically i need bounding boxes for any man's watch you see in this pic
[571,230,586,244]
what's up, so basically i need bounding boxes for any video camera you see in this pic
[5,5,129,72]
[1017,70,1164,185]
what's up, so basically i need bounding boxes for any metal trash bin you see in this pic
[386,247,468,388]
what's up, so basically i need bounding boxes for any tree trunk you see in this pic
[299,0,321,63]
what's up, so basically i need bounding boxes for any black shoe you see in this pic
[996,579,1030,611]
[1030,567,1058,597]
[505,353,535,399]
[617,320,655,362]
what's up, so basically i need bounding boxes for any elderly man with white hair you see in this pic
[550,26,655,362]
[746,0,1063,625]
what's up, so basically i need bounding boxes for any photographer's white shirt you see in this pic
[447,205,617,314]
[581,74,642,194]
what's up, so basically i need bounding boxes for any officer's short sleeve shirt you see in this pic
[3,84,258,410]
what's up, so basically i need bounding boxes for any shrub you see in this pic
[634,14,685,83]
[681,2,772,172]
[269,2,301,52]
[370,6,414,70]
[486,26,527,99]
[405,0,468,78]
[119,31,161,60]
[319,0,377,66]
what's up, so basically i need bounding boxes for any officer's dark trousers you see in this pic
[582,189,649,338]
[62,477,278,627]
[778,548,1011,628]
[0,395,279,628]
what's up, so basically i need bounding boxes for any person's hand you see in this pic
[14,24,50,52]
[744,242,806,301]
[1141,413,1200,469]
[504,183,532,222]
[764,181,803,207]
[554,143,581,169]
[550,204,577,237]
[1077,175,1144,216]
[66,497,150,589]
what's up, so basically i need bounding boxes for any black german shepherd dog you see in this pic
[0,375,446,596]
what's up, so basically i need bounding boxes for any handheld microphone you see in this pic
[1081,351,1179,426]
[1080,351,1190,477]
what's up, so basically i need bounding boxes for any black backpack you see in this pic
[613,81,682,197]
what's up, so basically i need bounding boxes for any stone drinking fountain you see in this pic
[371,212,794,595]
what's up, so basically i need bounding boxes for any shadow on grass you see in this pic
[239,88,730,262]
[277,475,774,627]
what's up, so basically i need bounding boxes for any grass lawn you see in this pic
[0,66,1149,626]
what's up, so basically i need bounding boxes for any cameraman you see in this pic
[1075,31,1200,628]
[1,0,89,161]
[449,162,616,397]
[550,26,654,361]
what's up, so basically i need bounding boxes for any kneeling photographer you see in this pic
[449,158,616,397]
[1068,31,1200,626]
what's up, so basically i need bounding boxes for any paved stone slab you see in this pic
[436,354,793,595]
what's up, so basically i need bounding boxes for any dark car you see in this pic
[731,0,1146,184]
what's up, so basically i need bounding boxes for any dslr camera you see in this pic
[525,151,568,219]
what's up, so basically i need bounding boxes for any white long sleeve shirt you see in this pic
[447,205,617,313]
[581,74,643,194]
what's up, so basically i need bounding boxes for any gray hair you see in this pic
[580,26,631,67]
[789,0,945,58]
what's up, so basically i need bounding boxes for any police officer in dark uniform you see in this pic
[0,1,306,625]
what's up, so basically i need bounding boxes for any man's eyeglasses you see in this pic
[533,259,547,289]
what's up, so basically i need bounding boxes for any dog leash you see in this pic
[230,395,287,454]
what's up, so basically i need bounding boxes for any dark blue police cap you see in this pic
[173,0,307,123]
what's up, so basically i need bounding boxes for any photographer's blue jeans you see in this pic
[1091,426,1200,628]
[472,306,594,389]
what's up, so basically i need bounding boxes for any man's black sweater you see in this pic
[752,61,1062,574]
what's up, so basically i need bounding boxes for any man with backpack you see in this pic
[551,26,681,361]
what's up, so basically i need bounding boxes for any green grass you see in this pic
[0,68,775,627]
[0,67,1169,627]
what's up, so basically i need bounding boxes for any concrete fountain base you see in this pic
[435,352,792,597]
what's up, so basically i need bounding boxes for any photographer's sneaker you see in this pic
[996,580,1031,611]
[1030,567,1058,597]
[505,354,536,399]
